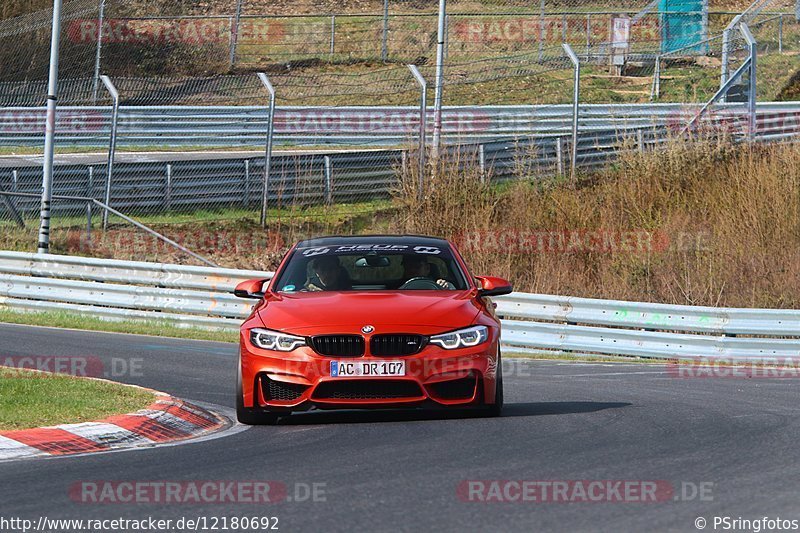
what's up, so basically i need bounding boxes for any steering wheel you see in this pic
[399,277,441,290]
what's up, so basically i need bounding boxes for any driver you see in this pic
[304,255,352,291]
[399,255,454,289]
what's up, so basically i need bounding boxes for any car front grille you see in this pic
[261,376,309,402]
[312,379,423,400]
[370,334,427,356]
[309,335,365,357]
[427,373,478,400]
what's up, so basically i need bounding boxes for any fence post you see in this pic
[407,65,427,196]
[165,163,173,210]
[92,0,106,104]
[330,15,336,60]
[432,0,447,155]
[779,14,784,54]
[538,0,545,61]
[702,0,709,42]
[381,0,390,61]
[721,14,742,103]
[230,0,244,68]
[721,27,730,101]
[586,14,591,59]
[562,43,580,179]
[324,155,333,205]
[37,0,64,254]
[741,23,757,141]
[100,75,119,231]
[257,73,276,228]
[651,55,661,101]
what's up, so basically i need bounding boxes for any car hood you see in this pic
[256,291,482,334]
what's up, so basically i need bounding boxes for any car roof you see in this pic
[296,235,452,249]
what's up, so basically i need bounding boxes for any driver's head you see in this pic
[401,255,430,278]
[311,255,341,287]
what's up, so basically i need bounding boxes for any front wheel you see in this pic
[236,356,280,425]
[482,351,504,417]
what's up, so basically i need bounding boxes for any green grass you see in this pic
[0,367,156,431]
[0,308,238,344]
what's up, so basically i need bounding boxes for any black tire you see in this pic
[236,355,280,426]
[485,351,504,417]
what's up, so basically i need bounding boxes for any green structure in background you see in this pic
[660,0,708,53]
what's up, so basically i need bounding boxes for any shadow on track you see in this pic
[273,401,631,426]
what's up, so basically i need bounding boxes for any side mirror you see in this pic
[234,279,268,299]
[475,276,513,297]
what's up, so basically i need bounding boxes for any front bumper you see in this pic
[240,339,500,411]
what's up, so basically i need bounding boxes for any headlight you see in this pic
[429,326,489,350]
[250,328,306,352]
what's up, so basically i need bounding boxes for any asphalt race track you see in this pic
[1,322,799,532]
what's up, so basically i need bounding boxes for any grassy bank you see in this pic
[395,137,800,308]
[0,367,155,431]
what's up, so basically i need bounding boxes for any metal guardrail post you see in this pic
[165,164,173,210]
[100,75,120,231]
[257,73,276,228]
[555,137,564,175]
[1,170,24,228]
[243,159,250,207]
[432,0,446,156]
[323,155,333,205]
[381,0,389,61]
[407,65,427,196]
[230,0,244,68]
[478,144,486,183]
[92,0,106,104]
[86,166,93,243]
[563,43,581,178]
[86,202,92,245]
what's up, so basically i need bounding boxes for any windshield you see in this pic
[273,244,470,292]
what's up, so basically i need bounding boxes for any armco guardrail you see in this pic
[0,129,664,215]
[1,251,799,360]
[3,102,800,148]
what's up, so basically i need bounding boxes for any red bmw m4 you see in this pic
[234,235,512,424]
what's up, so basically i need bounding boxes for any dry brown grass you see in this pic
[394,137,800,308]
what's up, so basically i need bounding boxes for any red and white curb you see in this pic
[0,394,227,462]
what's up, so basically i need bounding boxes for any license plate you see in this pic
[330,360,406,377]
